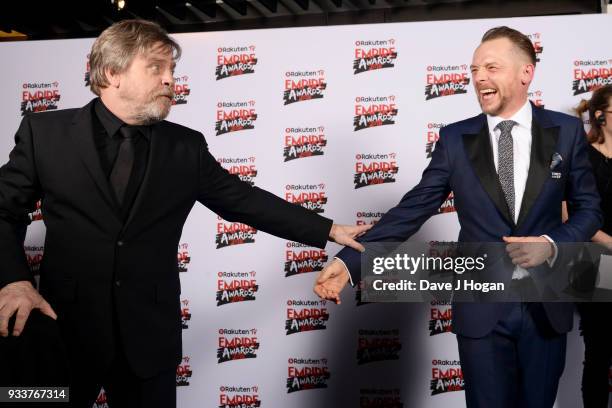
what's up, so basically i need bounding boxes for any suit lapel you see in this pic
[462,118,514,226]
[69,100,117,212]
[516,109,559,228]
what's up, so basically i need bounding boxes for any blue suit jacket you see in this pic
[337,103,602,338]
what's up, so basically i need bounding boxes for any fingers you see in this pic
[316,266,335,285]
[313,283,325,299]
[0,304,15,337]
[38,299,58,320]
[12,307,32,337]
[355,224,373,235]
[344,238,366,253]
[313,284,341,304]
[510,255,531,267]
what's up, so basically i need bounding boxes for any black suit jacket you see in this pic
[0,99,333,378]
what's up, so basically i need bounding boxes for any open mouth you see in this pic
[479,88,497,101]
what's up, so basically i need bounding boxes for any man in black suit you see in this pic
[0,19,369,407]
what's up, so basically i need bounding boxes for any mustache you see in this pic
[151,89,175,99]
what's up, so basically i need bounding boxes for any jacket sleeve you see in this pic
[336,126,453,284]
[196,135,333,249]
[0,115,41,288]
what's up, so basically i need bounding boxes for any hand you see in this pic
[313,259,350,304]
[329,223,373,252]
[503,236,553,269]
[0,281,57,337]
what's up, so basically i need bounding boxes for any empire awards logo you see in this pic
[216,45,257,80]
[354,96,398,131]
[286,357,330,393]
[181,298,191,329]
[178,243,191,273]
[216,216,257,249]
[425,64,470,100]
[84,54,91,87]
[359,388,403,408]
[218,156,258,186]
[172,75,190,105]
[437,192,456,215]
[283,70,326,105]
[215,100,257,136]
[354,153,399,189]
[353,39,397,74]
[25,245,43,275]
[357,329,401,365]
[219,385,261,408]
[93,389,108,408]
[177,356,193,386]
[572,59,612,96]
[429,301,452,336]
[21,82,61,115]
[283,126,327,162]
[284,242,328,277]
[284,183,327,213]
[217,329,259,363]
[528,90,545,108]
[356,211,383,227]
[430,359,464,395]
[216,271,258,306]
[424,122,446,159]
[527,32,543,62]
[29,200,43,222]
[285,299,329,335]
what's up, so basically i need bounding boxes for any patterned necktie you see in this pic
[496,120,517,222]
[110,125,139,206]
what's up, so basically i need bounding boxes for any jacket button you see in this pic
[115,280,121,287]
[117,241,124,247]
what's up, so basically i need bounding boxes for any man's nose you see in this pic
[162,71,174,87]
[473,69,486,83]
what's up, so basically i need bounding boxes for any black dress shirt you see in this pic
[93,99,150,221]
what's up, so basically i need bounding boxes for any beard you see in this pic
[134,95,173,125]
[121,87,174,125]
[477,91,507,117]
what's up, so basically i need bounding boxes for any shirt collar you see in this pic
[487,99,532,133]
[94,98,150,140]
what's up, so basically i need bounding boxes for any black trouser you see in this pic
[67,348,176,408]
[69,289,177,408]
[578,302,612,408]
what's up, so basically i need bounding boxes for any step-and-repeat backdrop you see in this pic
[0,13,611,408]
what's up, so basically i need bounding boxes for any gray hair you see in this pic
[89,19,181,95]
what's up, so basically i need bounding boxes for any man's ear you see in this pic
[105,67,121,88]
[521,63,535,86]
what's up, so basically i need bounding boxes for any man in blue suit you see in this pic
[314,27,602,408]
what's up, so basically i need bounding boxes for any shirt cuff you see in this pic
[333,257,354,287]
[541,235,558,267]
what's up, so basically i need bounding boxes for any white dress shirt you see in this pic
[488,100,555,279]
[487,99,533,226]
